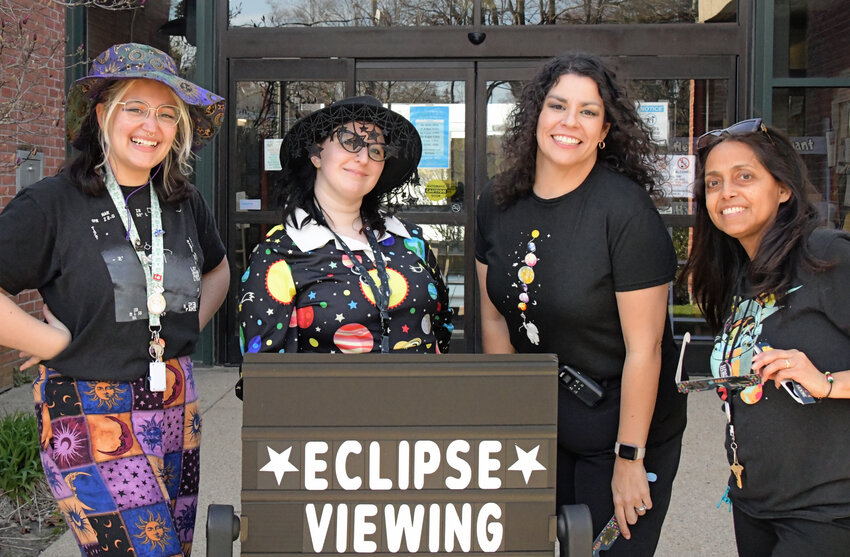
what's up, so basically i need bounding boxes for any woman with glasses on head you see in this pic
[0,43,229,555]
[681,119,850,556]
[238,96,452,359]
[475,53,687,555]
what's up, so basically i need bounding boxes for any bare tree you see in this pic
[0,0,144,170]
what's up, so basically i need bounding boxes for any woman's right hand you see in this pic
[19,304,70,369]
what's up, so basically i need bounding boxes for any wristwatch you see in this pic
[614,442,646,461]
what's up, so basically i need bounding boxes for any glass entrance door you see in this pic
[222,56,737,367]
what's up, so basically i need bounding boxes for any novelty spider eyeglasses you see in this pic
[116,100,180,127]
[695,118,774,152]
[334,127,396,162]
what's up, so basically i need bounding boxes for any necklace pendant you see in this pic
[147,292,166,315]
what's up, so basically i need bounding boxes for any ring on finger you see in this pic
[636,505,647,512]
[785,359,791,369]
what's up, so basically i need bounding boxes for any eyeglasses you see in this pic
[334,127,395,162]
[674,332,761,393]
[116,100,180,127]
[695,118,774,152]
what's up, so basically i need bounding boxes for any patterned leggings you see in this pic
[33,356,202,557]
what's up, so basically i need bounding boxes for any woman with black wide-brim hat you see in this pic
[0,42,228,556]
[238,96,453,358]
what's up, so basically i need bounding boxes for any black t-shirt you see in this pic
[716,229,850,521]
[475,163,685,436]
[0,172,226,381]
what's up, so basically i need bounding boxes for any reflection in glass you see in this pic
[773,87,850,231]
[229,0,473,27]
[233,80,345,215]
[421,224,466,346]
[773,0,847,78]
[482,0,733,25]
[356,80,466,213]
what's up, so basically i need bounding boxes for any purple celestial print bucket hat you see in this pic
[65,43,225,151]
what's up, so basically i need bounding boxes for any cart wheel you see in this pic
[206,504,240,557]
[557,504,592,556]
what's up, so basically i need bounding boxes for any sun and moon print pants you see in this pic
[33,356,201,557]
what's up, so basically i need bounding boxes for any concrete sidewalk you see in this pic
[0,366,736,556]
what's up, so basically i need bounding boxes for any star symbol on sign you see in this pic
[308,291,317,300]
[329,262,338,269]
[348,300,358,309]
[335,313,345,322]
[508,444,546,484]
[260,445,298,486]
[402,325,410,333]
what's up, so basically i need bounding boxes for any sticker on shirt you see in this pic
[505,229,543,345]
[710,288,800,404]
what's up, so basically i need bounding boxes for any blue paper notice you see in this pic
[410,106,450,169]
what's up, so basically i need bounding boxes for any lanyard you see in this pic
[325,224,392,353]
[103,168,166,360]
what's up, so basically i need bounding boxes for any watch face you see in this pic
[617,444,638,460]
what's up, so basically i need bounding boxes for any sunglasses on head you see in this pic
[695,118,774,152]
[674,332,761,394]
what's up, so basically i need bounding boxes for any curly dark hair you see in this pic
[493,52,663,206]
[679,123,831,333]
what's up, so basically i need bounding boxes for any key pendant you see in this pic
[730,441,744,488]
[149,340,165,361]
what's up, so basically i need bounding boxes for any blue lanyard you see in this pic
[325,225,392,353]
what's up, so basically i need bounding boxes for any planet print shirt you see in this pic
[238,210,453,356]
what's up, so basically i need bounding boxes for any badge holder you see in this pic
[147,327,166,392]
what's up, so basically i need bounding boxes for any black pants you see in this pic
[556,382,685,557]
[733,507,850,557]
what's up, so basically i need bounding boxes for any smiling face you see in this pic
[534,73,610,188]
[96,79,179,185]
[704,140,792,258]
[311,121,386,208]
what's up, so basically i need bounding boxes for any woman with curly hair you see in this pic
[475,53,686,555]
[681,121,850,556]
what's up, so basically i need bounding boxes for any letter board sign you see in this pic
[240,353,558,554]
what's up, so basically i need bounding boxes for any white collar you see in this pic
[285,207,411,253]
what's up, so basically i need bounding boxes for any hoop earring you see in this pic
[598,141,606,150]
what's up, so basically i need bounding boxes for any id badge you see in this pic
[148,361,166,392]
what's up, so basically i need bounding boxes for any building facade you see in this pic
[1,0,848,388]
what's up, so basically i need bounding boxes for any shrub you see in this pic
[0,411,43,503]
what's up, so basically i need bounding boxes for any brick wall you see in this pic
[0,0,65,391]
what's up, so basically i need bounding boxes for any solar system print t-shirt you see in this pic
[238,211,453,356]
[0,172,226,381]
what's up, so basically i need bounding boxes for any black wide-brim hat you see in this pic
[280,96,422,197]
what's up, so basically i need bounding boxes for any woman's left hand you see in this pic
[612,458,652,540]
[753,348,831,398]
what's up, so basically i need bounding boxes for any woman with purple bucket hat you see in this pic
[0,43,228,556]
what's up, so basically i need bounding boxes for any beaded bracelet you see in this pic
[823,371,834,400]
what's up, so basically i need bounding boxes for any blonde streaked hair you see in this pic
[95,79,194,192]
